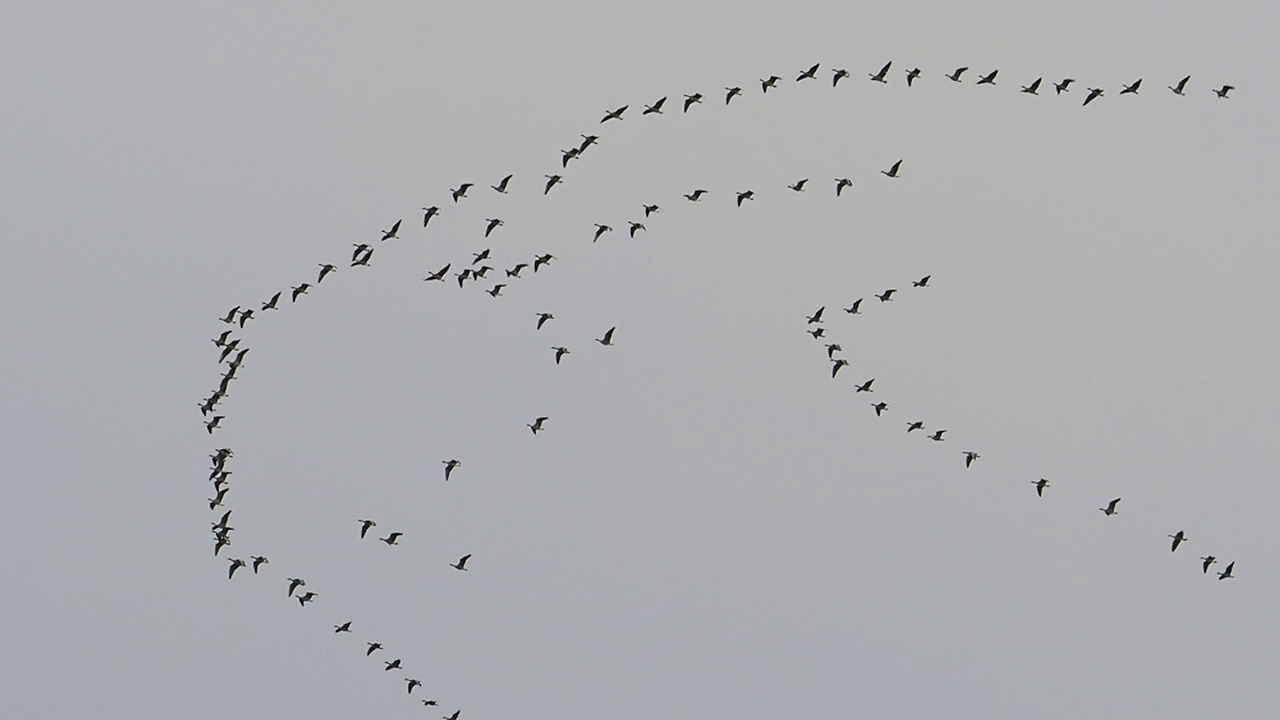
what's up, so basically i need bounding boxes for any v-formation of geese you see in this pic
[198,55,1240,710]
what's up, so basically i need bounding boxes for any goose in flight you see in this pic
[380,532,403,546]
[736,190,755,206]
[351,242,372,261]
[486,284,505,298]
[451,183,473,202]
[208,487,229,510]
[596,326,616,346]
[825,343,842,359]
[1200,556,1217,574]
[725,86,742,104]
[683,93,703,112]
[905,68,921,87]
[407,678,423,694]
[424,263,451,282]
[317,264,337,284]
[976,69,998,85]
[869,61,892,83]
[835,177,852,196]
[297,591,317,606]
[287,578,305,597]
[1217,561,1235,580]
[788,178,809,192]
[1055,78,1075,94]
[1083,87,1103,106]
[1119,78,1142,95]
[1214,84,1234,98]
[205,416,224,434]
[422,205,440,226]
[443,459,461,481]
[334,621,352,633]
[380,219,402,241]
[423,700,439,706]
[484,218,504,237]
[220,306,240,324]
[907,421,925,433]
[445,712,461,720]
[366,642,382,656]
[643,204,660,217]
[1021,77,1042,95]
[832,358,849,378]
[685,189,708,201]
[629,222,646,238]
[913,275,931,287]
[213,534,230,556]
[218,340,240,363]
[593,224,612,242]
[1033,478,1049,497]
[807,306,825,324]
[854,378,875,393]
[534,253,556,272]
[544,175,562,194]
[561,147,579,167]
[1169,530,1187,552]
[251,555,268,573]
[358,519,376,539]
[1168,75,1190,95]
[506,263,528,278]
[946,67,968,82]
[643,96,667,115]
[881,160,902,178]
[228,558,246,579]
[291,284,310,302]
[450,554,472,571]
[213,329,233,348]
[963,451,980,468]
[491,174,512,193]
[832,68,849,86]
[929,429,947,441]
[262,292,281,311]
[578,135,599,153]
[876,289,897,302]
[796,63,820,81]
[552,346,570,365]
[601,105,627,123]
[872,402,888,417]
[454,269,472,287]
[384,658,402,671]
[536,312,554,330]
[237,308,254,327]
[1100,497,1121,516]
[761,76,781,93]
[807,328,826,339]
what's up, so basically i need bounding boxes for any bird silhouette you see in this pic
[491,174,512,193]
[808,328,825,339]
[261,292,281,311]
[484,218,504,237]
[905,68,921,86]
[963,451,979,468]
[451,183,473,202]
[832,358,849,378]
[380,532,402,546]
[796,63,820,81]
[643,96,667,115]
[1119,78,1142,95]
[946,67,968,82]
[552,346,570,365]
[881,160,903,178]
[736,190,755,206]
[443,459,460,481]
[825,343,842,359]
[536,313,554,330]
[219,306,240,324]
[725,86,742,104]
[291,284,310,302]
[422,206,440,226]
[1083,87,1103,106]
[907,421,925,433]
[1055,78,1075,94]
[561,148,579,167]
[872,402,888,417]
[1214,85,1234,98]
[251,555,268,573]
[486,284,505,298]
[683,93,703,112]
[1021,77,1042,95]
[287,578,305,597]
[296,591,317,606]
[869,61,891,83]
[832,68,849,86]
[761,76,781,93]
[424,264,451,282]
[358,519,376,539]
[578,135,599,153]
[628,222,646,238]
[1218,561,1235,580]
[544,175,562,194]
[528,417,548,434]
[1033,479,1049,497]
[534,254,556,272]
[317,264,336,284]
[1168,75,1190,95]
[855,378,875,393]
[228,558,245,579]
[366,642,382,656]
[643,204,660,217]
[788,178,809,192]
[380,219,401,241]
[384,658,402,671]
[685,189,708,201]
[835,178,852,196]
[913,275,931,287]
[929,429,947,441]
[976,69,998,85]
[1200,556,1217,574]
[450,554,472,571]
[593,224,612,242]
[600,105,627,123]
[407,678,423,694]
[876,289,897,302]
[596,326,616,346]
[334,621,352,633]
[1169,530,1187,552]
[807,306,825,324]
[1100,498,1121,516]
[506,263,528,278]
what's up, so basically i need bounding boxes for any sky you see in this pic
[3,1,1278,717]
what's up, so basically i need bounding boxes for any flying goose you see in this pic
[600,105,627,123]
[872,402,888,416]
[869,61,892,83]
[1021,77,1042,95]
[1083,87,1103,106]
[219,306,240,324]
[832,68,850,86]
[506,263,528,278]
[760,76,781,93]
[358,519,376,539]
[807,306,825,324]
[876,289,897,302]
[534,253,556,272]
[907,421,924,433]
[1119,78,1142,95]
[643,204,660,217]
[684,189,708,201]
[642,96,667,115]
[297,591,317,606]
[407,678,423,694]
[963,451,980,468]
[486,284,505,298]
[366,642,382,655]
[287,578,305,597]
[543,175,562,194]
[1214,85,1234,98]
[832,358,849,377]
[1033,479,1049,497]
[527,416,548,435]
[905,68,921,86]
[450,554,472,571]
[1218,561,1235,580]
[384,658,402,671]
[334,621,352,633]
[380,219,401,241]
[291,284,310,302]
[424,263,451,282]
[881,159,902,178]
[317,264,337,284]
[788,178,809,192]
[912,275,931,287]
[725,86,742,104]
[825,343,842,359]
[1100,497,1121,516]
[736,190,755,206]
[596,326,616,346]
[835,178,852,196]
[451,183,473,202]
[484,218,504,237]
[1169,530,1187,552]
[443,459,461,481]
[946,67,968,82]
[492,174,512,193]
[251,555,268,573]
[1168,75,1190,95]
[683,93,703,112]
[422,206,440,226]
[593,224,612,242]
[854,378,875,393]
[536,312,554,329]
[1200,556,1217,574]
[262,292,281,311]
[628,222,646,237]
[1054,78,1075,94]
[929,429,947,441]
[796,63,820,81]
[976,69,998,85]
[844,299,862,314]
[380,532,403,546]
[228,558,246,579]
[552,346,570,364]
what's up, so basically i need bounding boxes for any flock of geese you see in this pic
[200,59,1239,711]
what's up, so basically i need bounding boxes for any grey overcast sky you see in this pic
[3,1,1278,717]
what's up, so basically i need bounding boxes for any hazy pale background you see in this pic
[3,1,1277,717]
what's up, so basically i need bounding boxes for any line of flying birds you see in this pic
[199,56,1240,713]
